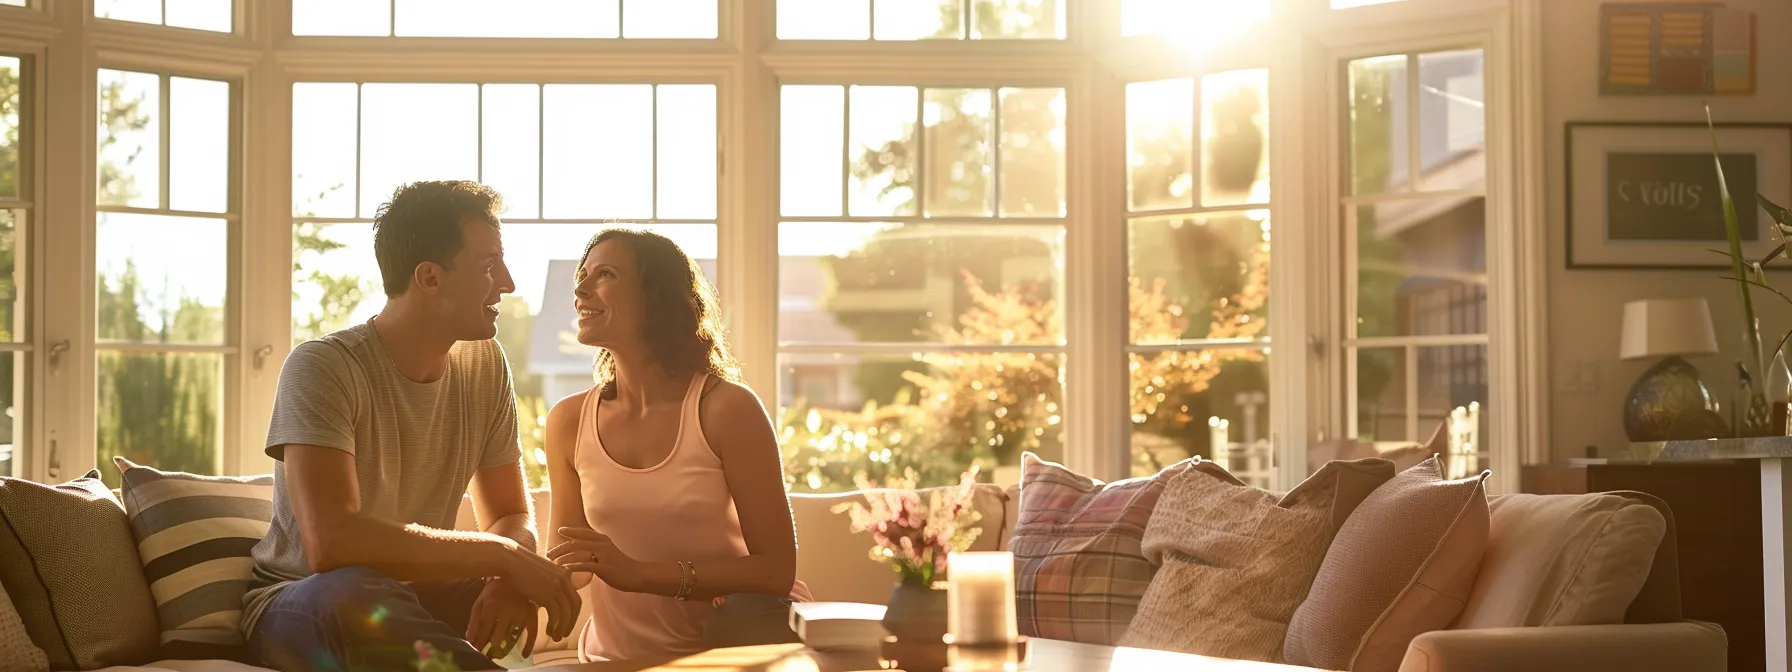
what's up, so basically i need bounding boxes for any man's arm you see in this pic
[285,444,523,580]
[468,460,536,554]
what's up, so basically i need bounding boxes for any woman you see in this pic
[542,229,809,663]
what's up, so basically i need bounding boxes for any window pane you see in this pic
[874,0,960,41]
[97,214,227,344]
[165,0,232,32]
[1202,69,1269,207]
[777,0,871,40]
[922,88,992,217]
[359,84,478,217]
[293,222,717,347]
[97,69,161,209]
[169,77,230,213]
[94,0,161,25]
[848,86,918,217]
[0,1,25,7]
[656,85,718,220]
[998,87,1066,217]
[292,83,358,218]
[0,210,24,342]
[0,351,21,478]
[624,0,717,38]
[974,0,1065,39]
[542,84,652,219]
[292,222,380,344]
[97,352,222,488]
[292,0,392,36]
[778,222,1063,345]
[481,84,542,220]
[1129,349,1268,484]
[1352,344,1486,477]
[1129,212,1270,343]
[395,0,620,37]
[779,351,1064,492]
[1354,199,1486,339]
[1126,78,1193,212]
[780,86,845,217]
[1122,0,1267,39]
[0,56,20,200]
[1419,50,1485,193]
[1349,55,1409,195]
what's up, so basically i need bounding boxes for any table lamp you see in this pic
[1620,298,1721,441]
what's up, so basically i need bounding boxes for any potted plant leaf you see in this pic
[1706,105,1792,437]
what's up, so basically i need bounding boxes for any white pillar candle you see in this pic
[947,551,1018,645]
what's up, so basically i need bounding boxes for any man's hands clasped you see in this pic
[471,542,583,656]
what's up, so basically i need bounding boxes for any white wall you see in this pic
[1545,0,1792,461]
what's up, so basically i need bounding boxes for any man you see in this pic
[244,181,581,671]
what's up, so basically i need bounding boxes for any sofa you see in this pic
[0,463,1728,672]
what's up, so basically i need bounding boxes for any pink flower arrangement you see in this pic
[832,466,985,587]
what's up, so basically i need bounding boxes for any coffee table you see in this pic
[534,639,1328,671]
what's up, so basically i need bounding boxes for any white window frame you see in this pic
[0,0,1547,492]
[1299,0,1547,494]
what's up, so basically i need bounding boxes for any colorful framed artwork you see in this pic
[1566,122,1792,270]
[1599,3,1755,96]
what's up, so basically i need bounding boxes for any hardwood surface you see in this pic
[537,639,1330,671]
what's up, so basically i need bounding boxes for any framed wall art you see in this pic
[1566,122,1792,270]
[1599,3,1756,96]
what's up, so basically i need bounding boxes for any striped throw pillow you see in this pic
[112,457,273,659]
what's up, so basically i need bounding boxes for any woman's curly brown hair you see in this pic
[577,229,740,398]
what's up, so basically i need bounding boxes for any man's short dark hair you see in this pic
[371,181,504,298]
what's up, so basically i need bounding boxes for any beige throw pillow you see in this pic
[1119,458,1395,662]
[0,580,47,672]
[1452,493,1665,629]
[0,470,161,669]
[1283,456,1490,672]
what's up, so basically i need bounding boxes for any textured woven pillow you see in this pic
[1119,457,1395,662]
[1010,451,1195,646]
[114,457,274,660]
[0,469,161,669]
[1283,456,1490,672]
[1452,493,1664,629]
[0,580,47,672]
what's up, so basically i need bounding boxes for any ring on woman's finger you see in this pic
[589,552,598,564]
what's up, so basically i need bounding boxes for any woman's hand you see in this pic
[549,527,648,593]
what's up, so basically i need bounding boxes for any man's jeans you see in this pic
[247,566,502,672]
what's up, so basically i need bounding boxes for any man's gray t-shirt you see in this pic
[241,322,521,633]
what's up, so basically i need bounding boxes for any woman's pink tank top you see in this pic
[572,374,749,662]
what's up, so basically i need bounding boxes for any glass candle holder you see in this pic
[946,551,1018,646]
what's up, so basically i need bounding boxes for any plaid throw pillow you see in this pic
[1010,452,1194,646]
[114,457,273,661]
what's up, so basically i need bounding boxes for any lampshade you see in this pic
[1619,298,1720,360]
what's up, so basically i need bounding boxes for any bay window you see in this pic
[290,80,720,487]
[0,0,1538,495]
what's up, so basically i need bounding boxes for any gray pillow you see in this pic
[0,470,160,669]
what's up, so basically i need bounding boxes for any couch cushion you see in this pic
[1119,457,1394,663]
[113,458,273,661]
[0,470,161,669]
[1452,492,1665,630]
[1283,456,1490,672]
[1010,452,1194,646]
[787,483,1007,605]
